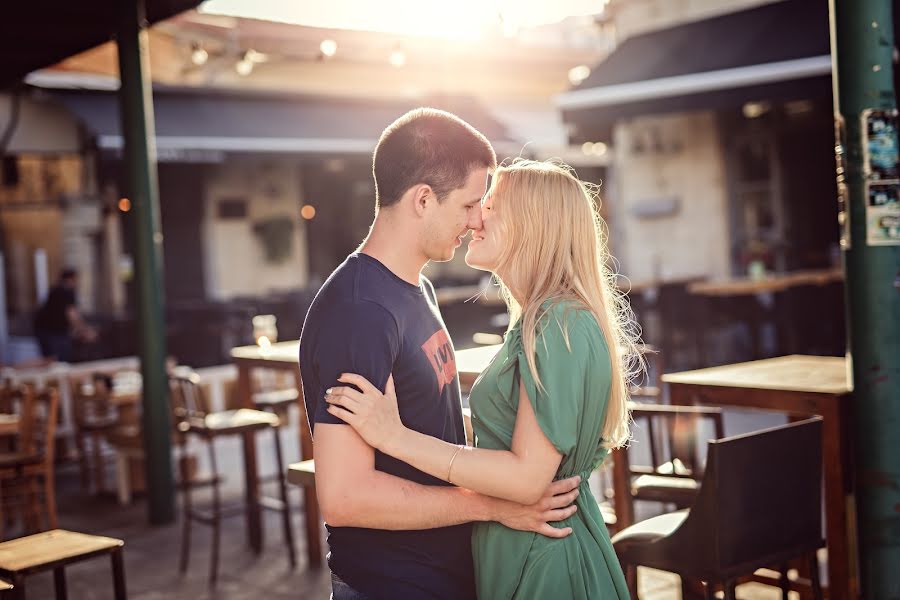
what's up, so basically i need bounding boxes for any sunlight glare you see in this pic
[200,0,604,40]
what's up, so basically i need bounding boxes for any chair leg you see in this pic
[111,547,127,600]
[704,580,716,600]
[272,426,296,568]
[624,564,639,600]
[179,454,193,574]
[777,562,790,599]
[808,552,823,600]
[115,452,131,506]
[43,470,58,530]
[75,433,89,492]
[207,438,221,585]
[53,567,66,600]
[11,573,25,600]
[91,432,105,494]
[724,580,737,600]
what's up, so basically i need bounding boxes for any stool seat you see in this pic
[0,529,122,574]
[286,460,315,487]
[182,408,280,436]
[253,388,299,410]
[631,474,699,505]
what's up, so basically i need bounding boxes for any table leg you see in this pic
[53,568,66,600]
[237,364,263,553]
[610,448,634,530]
[242,431,263,554]
[821,404,858,599]
[111,547,127,600]
[292,365,323,567]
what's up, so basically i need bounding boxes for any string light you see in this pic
[320,39,337,57]
[191,44,208,66]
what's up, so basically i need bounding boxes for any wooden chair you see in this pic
[612,417,824,600]
[170,371,296,584]
[0,529,126,599]
[0,385,59,537]
[69,373,119,495]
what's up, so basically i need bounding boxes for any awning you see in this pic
[558,0,833,140]
[0,0,202,89]
[51,87,521,159]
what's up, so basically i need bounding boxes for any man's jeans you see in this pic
[331,573,371,600]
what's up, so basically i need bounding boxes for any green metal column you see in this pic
[116,0,175,525]
[829,1,900,597]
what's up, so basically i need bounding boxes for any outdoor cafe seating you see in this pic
[169,370,296,584]
[612,417,824,600]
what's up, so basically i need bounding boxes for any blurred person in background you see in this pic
[34,268,97,362]
[301,109,582,600]
[327,159,639,599]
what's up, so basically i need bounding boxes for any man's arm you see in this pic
[315,423,490,529]
[315,423,580,536]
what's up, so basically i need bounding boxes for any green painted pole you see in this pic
[829,1,900,597]
[116,0,175,525]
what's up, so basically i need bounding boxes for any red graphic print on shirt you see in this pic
[421,329,457,393]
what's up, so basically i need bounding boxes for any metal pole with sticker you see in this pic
[830,1,900,597]
[861,108,900,245]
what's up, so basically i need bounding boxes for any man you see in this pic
[34,268,97,362]
[300,108,580,599]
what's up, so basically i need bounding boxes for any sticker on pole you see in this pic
[861,109,900,245]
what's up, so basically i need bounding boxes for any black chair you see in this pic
[170,371,296,584]
[612,417,824,600]
[627,403,724,509]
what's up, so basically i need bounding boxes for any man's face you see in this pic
[421,167,489,262]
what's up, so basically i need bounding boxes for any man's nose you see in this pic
[467,207,484,231]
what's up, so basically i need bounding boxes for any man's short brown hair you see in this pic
[373,108,497,208]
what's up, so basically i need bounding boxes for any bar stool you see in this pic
[170,371,296,584]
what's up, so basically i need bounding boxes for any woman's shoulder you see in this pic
[537,299,609,356]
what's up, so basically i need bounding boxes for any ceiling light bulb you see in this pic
[191,46,208,66]
[389,49,406,68]
[320,39,337,57]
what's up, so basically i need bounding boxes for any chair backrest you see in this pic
[169,369,210,424]
[672,417,823,573]
[629,403,725,477]
[16,386,59,466]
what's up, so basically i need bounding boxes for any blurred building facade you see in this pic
[561,0,841,282]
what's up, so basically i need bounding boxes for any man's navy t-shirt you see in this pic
[299,253,474,600]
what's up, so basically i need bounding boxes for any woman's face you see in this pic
[465,187,504,272]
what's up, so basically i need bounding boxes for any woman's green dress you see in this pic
[469,300,630,599]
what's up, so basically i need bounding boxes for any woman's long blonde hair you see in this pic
[490,159,641,448]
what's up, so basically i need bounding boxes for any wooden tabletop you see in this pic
[0,529,123,572]
[0,414,18,436]
[688,268,843,297]
[662,354,851,395]
[231,340,300,364]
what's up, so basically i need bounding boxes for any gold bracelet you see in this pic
[447,445,464,483]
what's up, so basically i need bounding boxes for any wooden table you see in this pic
[230,340,322,567]
[687,268,844,360]
[662,355,856,599]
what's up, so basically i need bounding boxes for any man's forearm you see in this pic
[323,469,496,530]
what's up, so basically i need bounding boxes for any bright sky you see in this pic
[199,0,605,40]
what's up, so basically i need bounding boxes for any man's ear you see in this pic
[411,184,433,217]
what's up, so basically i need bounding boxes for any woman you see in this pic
[324,160,640,599]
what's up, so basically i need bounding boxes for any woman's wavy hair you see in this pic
[489,159,642,448]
